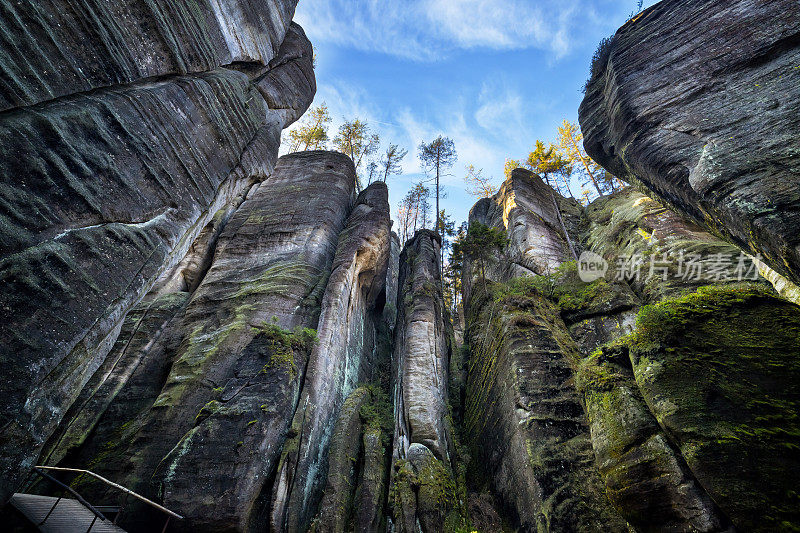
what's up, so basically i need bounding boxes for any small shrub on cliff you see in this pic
[584,35,615,92]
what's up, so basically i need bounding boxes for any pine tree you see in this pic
[419,136,457,237]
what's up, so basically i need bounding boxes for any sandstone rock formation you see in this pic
[9,150,396,533]
[462,170,800,532]
[464,171,628,532]
[579,0,800,286]
[389,230,461,532]
[0,0,314,507]
[270,180,391,532]
[3,1,800,531]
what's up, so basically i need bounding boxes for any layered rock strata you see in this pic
[462,170,800,532]
[7,150,398,533]
[464,172,628,531]
[270,181,391,533]
[389,230,460,532]
[0,0,314,506]
[579,0,800,284]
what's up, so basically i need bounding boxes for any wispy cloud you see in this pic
[295,0,635,61]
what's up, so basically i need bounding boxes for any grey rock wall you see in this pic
[0,1,314,505]
[579,0,800,284]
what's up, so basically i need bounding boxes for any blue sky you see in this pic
[288,0,659,230]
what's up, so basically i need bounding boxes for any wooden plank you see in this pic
[10,494,127,533]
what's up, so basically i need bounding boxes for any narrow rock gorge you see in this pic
[1,0,799,532]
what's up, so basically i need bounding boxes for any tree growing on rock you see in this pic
[333,118,380,191]
[397,183,431,244]
[464,164,498,198]
[526,140,573,197]
[454,221,509,293]
[437,209,457,268]
[555,120,622,197]
[445,222,468,315]
[380,144,408,183]
[287,103,332,152]
[504,159,523,179]
[419,136,457,236]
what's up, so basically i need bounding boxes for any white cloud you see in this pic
[474,80,524,137]
[295,0,636,61]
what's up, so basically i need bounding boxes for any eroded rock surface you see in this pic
[270,181,391,533]
[0,2,314,504]
[463,171,800,532]
[463,173,628,532]
[0,0,298,111]
[579,0,800,285]
[389,230,460,532]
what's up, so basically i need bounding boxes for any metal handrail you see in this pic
[32,467,108,525]
[35,466,184,520]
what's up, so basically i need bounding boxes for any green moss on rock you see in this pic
[623,283,800,531]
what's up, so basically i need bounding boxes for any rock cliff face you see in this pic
[22,152,396,532]
[270,179,391,532]
[0,0,314,508]
[3,1,800,532]
[389,230,462,532]
[579,0,800,286]
[464,171,628,532]
[462,171,800,532]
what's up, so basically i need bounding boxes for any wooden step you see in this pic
[9,494,127,533]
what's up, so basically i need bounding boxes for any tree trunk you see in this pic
[570,136,604,196]
[544,173,579,261]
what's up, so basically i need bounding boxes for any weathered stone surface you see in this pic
[392,230,452,463]
[42,152,354,532]
[464,169,579,303]
[579,0,800,284]
[578,346,733,532]
[38,292,189,468]
[270,181,391,532]
[255,23,316,128]
[583,187,750,303]
[314,387,372,533]
[464,286,628,532]
[0,16,316,503]
[389,229,461,532]
[627,284,800,532]
[353,424,389,533]
[462,173,629,531]
[0,0,298,112]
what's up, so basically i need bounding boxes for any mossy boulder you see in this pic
[626,283,800,531]
[577,346,732,532]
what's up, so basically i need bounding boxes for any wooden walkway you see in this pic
[9,493,127,533]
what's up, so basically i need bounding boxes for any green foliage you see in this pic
[359,384,393,437]
[455,221,509,289]
[256,323,319,378]
[585,36,615,92]
[333,118,381,191]
[492,261,616,314]
[628,282,777,351]
[419,136,457,234]
[287,103,332,152]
